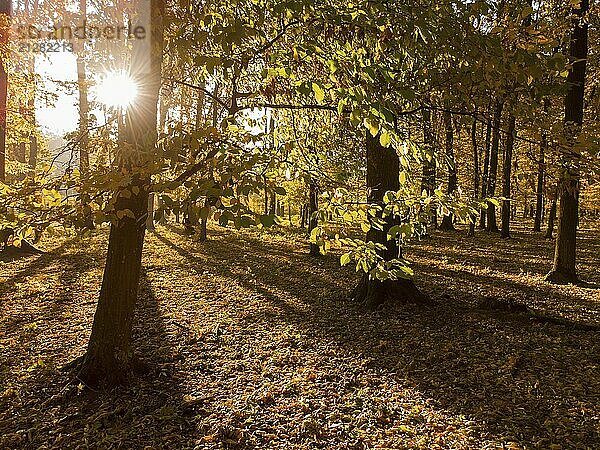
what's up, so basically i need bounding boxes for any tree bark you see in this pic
[76,0,165,387]
[485,100,503,232]
[421,109,437,230]
[146,193,155,231]
[501,114,516,238]
[308,181,319,256]
[440,110,456,231]
[0,1,9,183]
[479,116,492,229]
[545,188,558,239]
[77,0,89,174]
[351,132,426,308]
[468,115,479,237]
[533,99,549,232]
[0,70,5,182]
[545,0,588,284]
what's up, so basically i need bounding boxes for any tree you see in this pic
[468,115,479,237]
[486,100,503,232]
[545,0,589,284]
[501,113,516,238]
[545,184,558,239]
[308,179,319,256]
[0,0,9,182]
[479,116,492,229]
[351,132,427,308]
[533,98,549,232]
[421,108,437,230]
[440,110,457,231]
[74,0,166,386]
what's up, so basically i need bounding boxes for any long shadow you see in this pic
[152,228,600,448]
[409,227,600,281]
[0,259,195,448]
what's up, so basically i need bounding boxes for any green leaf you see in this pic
[312,82,325,103]
[340,253,351,266]
[379,131,392,148]
[364,117,380,137]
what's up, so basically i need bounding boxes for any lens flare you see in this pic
[95,71,138,108]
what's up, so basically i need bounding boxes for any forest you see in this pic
[0,0,599,448]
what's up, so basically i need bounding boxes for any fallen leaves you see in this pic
[0,223,598,448]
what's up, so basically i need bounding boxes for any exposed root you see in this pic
[351,275,431,309]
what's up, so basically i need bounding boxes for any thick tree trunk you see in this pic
[545,0,588,284]
[501,114,516,238]
[440,110,456,231]
[479,116,492,229]
[76,0,165,386]
[352,132,426,308]
[533,99,549,232]
[468,116,479,237]
[308,181,319,256]
[546,180,578,282]
[486,100,503,232]
[78,180,149,386]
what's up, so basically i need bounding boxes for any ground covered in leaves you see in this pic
[1,222,599,449]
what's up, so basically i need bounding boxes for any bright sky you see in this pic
[35,52,80,135]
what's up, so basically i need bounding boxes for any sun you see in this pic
[95,71,139,109]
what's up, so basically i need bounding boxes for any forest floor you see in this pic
[0,222,599,449]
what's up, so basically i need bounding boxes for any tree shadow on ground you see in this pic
[0,252,194,448]
[151,227,600,448]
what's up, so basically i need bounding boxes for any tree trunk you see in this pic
[0,2,9,182]
[421,108,437,230]
[308,180,319,256]
[269,192,276,215]
[199,197,209,241]
[533,99,549,232]
[479,116,492,229]
[0,63,5,182]
[486,100,503,232]
[263,176,269,215]
[75,0,165,387]
[29,135,37,169]
[351,132,426,308]
[78,179,150,386]
[17,142,26,163]
[77,0,89,174]
[440,110,456,231]
[545,189,558,239]
[545,0,588,284]
[468,115,479,237]
[501,114,516,238]
[300,205,306,228]
[146,193,155,231]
